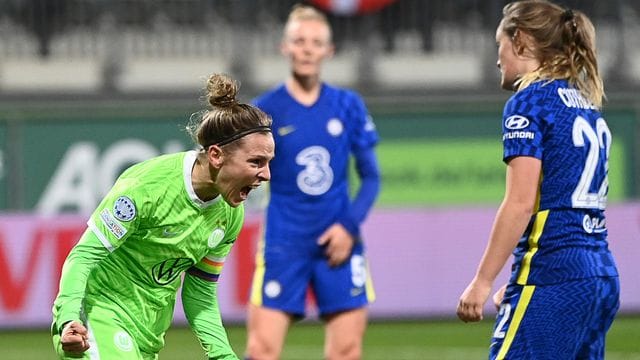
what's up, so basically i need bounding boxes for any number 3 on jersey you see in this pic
[296,146,334,195]
[572,116,611,209]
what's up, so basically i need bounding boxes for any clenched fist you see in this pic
[60,320,90,355]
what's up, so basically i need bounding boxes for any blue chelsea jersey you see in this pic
[502,79,618,285]
[254,83,378,248]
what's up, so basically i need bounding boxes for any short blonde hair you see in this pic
[284,4,332,41]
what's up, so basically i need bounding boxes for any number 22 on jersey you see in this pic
[571,116,611,210]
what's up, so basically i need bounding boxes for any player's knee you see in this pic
[325,338,362,360]
[245,334,281,360]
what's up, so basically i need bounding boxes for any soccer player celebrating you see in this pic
[244,4,380,360]
[51,73,274,359]
[457,1,619,359]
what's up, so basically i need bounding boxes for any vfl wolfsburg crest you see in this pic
[151,258,194,285]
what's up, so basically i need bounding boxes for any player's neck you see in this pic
[286,75,321,106]
[191,154,220,202]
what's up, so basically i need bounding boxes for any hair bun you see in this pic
[206,73,239,108]
[561,8,574,22]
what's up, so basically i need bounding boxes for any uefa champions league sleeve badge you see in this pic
[113,196,136,222]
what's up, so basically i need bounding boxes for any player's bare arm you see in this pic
[457,157,540,322]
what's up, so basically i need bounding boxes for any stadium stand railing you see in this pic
[0,0,638,93]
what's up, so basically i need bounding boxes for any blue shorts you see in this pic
[490,277,619,360]
[249,241,375,318]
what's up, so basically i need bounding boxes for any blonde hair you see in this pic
[284,4,332,41]
[186,73,271,151]
[500,0,604,108]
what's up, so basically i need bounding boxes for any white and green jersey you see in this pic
[53,151,243,357]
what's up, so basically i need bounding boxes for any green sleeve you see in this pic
[182,274,238,360]
[52,228,110,329]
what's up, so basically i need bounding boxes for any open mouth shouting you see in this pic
[239,184,260,201]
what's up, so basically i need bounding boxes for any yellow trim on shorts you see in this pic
[516,210,549,284]
[496,285,536,359]
[365,258,376,303]
[249,237,266,305]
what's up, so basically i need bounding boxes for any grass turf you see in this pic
[2,316,639,359]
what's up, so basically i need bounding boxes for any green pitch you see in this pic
[3,317,639,359]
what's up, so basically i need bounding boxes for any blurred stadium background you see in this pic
[0,0,639,358]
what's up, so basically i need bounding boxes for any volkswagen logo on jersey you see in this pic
[505,115,530,130]
[113,331,134,352]
[113,196,136,222]
[151,258,194,285]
